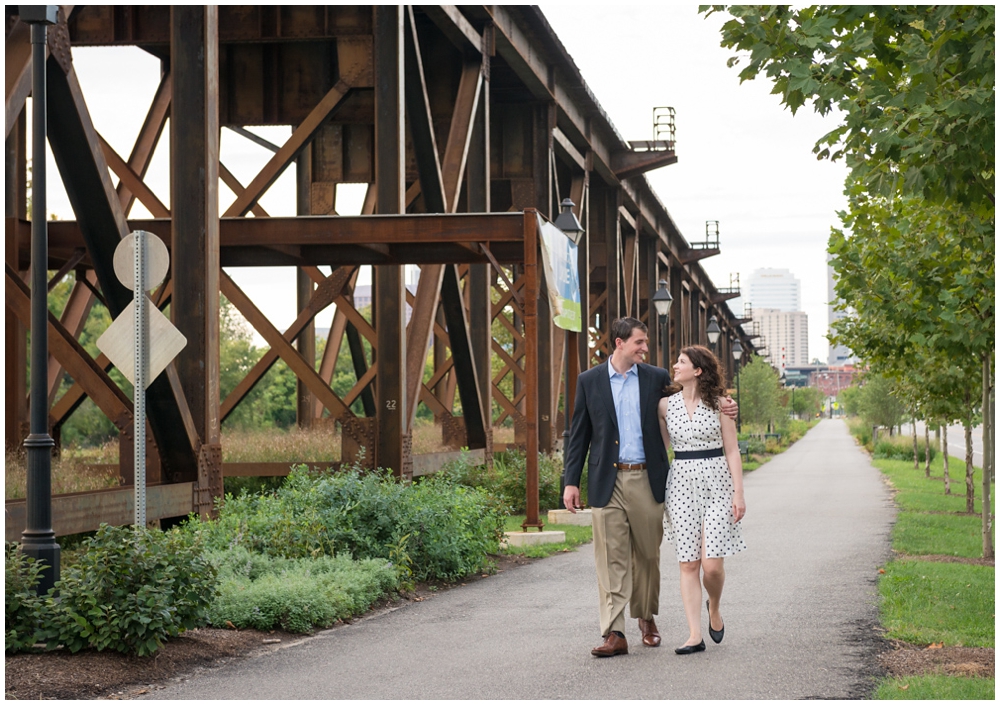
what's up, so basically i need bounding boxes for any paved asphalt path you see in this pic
[145,419,895,700]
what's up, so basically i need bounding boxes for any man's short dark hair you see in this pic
[610,317,647,347]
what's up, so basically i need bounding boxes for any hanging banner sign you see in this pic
[537,214,582,331]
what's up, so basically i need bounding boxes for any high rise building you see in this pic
[747,268,801,312]
[827,259,854,366]
[753,308,810,369]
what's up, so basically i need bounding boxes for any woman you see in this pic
[657,345,746,654]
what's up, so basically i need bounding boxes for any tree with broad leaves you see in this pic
[705,4,994,557]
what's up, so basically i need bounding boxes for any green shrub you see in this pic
[207,548,397,633]
[441,449,567,513]
[189,464,505,582]
[874,437,936,462]
[5,544,48,653]
[38,524,217,657]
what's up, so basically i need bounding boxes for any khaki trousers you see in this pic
[591,469,664,636]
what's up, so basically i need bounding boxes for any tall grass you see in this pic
[5,446,122,500]
[5,423,538,500]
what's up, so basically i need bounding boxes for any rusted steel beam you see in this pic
[98,133,169,218]
[404,265,445,428]
[45,58,131,314]
[38,213,528,253]
[171,6,220,503]
[117,70,171,214]
[440,60,482,212]
[612,149,678,181]
[223,76,354,217]
[5,19,35,140]
[221,271,353,419]
[220,268,354,422]
[70,6,375,46]
[404,6,446,214]
[5,109,28,452]
[522,212,541,529]
[5,482,194,541]
[679,247,720,265]
[440,265,486,449]
[296,147,315,430]
[553,126,585,170]
[6,265,132,429]
[421,6,483,54]
[374,4,407,477]
[711,291,741,304]
[46,270,97,408]
[345,316,376,417]
[218,162,269,218]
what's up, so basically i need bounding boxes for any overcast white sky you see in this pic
[40,4,848,361]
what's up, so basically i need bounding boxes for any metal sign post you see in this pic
[97,230,185,528]
[133,231,147,526]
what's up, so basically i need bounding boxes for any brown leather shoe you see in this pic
[591,632,628,657]
[638,618,661,647]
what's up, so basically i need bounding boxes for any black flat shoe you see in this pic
[707,599,725,644]
[674,640,706,655]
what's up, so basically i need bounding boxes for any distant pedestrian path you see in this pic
[145,420,894,700]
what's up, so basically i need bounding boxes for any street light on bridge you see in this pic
[554,198,584,508]
[652,279,673,366]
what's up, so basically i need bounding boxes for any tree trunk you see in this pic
[912,419,919,470]
[924,422,931,476]
[943,424,950,495]
[982,355,994,560]
[965,414,974,514]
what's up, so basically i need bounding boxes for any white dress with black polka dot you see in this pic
[664,393,747,563]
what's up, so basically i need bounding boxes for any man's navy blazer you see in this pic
[563,361,672,508]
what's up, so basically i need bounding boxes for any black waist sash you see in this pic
[673,447,724,460]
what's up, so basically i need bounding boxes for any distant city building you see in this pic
[827,259,855,366]
[351,265,420,323]
[810,365,857,398]
[753,308,809,369]
[747,268,801,312]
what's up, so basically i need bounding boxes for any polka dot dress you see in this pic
[664,393,747,563]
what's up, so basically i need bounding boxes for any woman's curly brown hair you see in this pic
[664,345,728,410]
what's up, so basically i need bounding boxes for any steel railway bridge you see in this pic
[5,5,756,539]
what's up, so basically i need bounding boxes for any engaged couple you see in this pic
[563,317,747,657]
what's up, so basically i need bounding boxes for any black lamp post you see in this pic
[652,279,673,367]
[732,338,743,433]
[706,315,721,349]
[20,4,61,595]
[554,198,584,508]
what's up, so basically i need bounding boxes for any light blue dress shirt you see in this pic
[608,359,645,463]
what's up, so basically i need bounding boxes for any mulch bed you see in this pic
[879,641,994,679]
[5,553,536,700]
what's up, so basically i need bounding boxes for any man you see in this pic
[563,317,737,657]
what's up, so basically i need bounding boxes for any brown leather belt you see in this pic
[614,462,647,471]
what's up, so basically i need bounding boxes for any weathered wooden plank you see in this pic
[5,483,194,542]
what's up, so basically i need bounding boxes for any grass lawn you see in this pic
[866,441,995,697]
[876,456,989,515]
[892,512,986,558]
[502,514,592,558]
[874,675,995,700]
[879,560,994,647]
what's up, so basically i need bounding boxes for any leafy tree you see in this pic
[790,386,824,419]
[707,4,995,556]
[738,356,783,433]
[855,372,905,434]
[838,385,861,417]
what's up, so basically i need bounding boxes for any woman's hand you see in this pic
[732,493,746,523]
